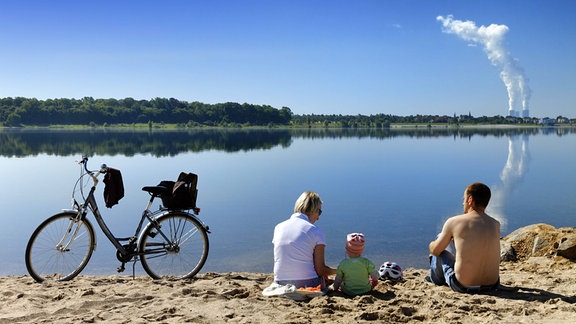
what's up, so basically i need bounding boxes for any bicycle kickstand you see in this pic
[117,260,137,280]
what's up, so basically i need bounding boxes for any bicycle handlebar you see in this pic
[79,156,109,187]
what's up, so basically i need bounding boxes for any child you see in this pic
[333,233,380,296]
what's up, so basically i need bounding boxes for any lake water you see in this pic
[1,127,574,276]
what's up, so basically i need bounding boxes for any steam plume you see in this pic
[437,15,532,117]
[488,134,530,231]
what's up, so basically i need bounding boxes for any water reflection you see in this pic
[1,126,572,157]
[1,126,574,275]
[0,128,293,157]
[489,134,530,231]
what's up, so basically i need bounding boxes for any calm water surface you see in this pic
[1,127,574,276]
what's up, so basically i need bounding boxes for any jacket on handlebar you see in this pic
[103,167,124,208]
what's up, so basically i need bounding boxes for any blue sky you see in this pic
[1,0,574,118]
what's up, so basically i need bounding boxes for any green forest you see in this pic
[0,96,565,128]
[0,97,292,127]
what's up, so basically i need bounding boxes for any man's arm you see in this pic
[429,218,454,256]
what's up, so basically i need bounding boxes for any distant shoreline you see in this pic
[1,123,574,131]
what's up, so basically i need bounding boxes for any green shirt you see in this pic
[336,256,376,296]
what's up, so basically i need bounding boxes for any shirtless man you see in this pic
[428,182,500,293]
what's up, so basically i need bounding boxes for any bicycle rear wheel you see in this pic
[25,212,95,282]
[139,212,209,279]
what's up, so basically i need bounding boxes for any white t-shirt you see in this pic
[272,213,326,281]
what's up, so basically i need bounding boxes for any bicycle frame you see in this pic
[26,156,210,282]
[71,158,202,264]
[76,175,184,257]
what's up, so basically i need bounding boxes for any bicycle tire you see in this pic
[25,212,95,282]
[139,212,209,279]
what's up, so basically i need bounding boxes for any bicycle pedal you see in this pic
[117,264,126,273]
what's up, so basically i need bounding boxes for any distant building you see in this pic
[521,109,530,118]
[508,109,530,118]
[539,118,555,125]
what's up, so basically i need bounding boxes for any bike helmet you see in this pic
[378,262,403,280]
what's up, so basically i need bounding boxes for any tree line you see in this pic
[0,96,567,128]
[0,97,293,127]
[291,112,547,128]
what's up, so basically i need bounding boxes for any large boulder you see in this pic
[557,234,576,259]
[499,239,517,261]
[500,224,576,261]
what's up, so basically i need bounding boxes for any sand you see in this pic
[1,256,574,324]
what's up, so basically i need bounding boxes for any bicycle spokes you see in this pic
[56,218,87,252]
[139,213,209,279]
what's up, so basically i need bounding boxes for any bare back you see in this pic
[450,212,500,286]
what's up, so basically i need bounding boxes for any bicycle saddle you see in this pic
[142,185,169,196]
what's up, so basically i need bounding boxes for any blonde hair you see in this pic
[293,191,322,216]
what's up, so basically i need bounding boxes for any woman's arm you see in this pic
[313,244,336,277]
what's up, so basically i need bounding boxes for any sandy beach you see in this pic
[2,223,576,323]
[0,257,573,323]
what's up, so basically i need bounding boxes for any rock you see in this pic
[532,236,549,255]
[502,224,576,261]
[557,234,576,260]
[500,240,517,262]
[503,224,558,259]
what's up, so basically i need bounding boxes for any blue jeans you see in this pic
[429,251,498,293]
[275,276,324,289]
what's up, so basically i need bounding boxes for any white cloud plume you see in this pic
[437,15,532,117]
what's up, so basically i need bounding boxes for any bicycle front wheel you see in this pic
[25,212,95,282]
[139,212,209,279]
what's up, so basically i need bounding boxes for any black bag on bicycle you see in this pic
[159,172,198,210]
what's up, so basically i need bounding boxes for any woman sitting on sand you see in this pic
[272,191,336,289]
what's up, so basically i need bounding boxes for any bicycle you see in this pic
[25,156,210,282]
